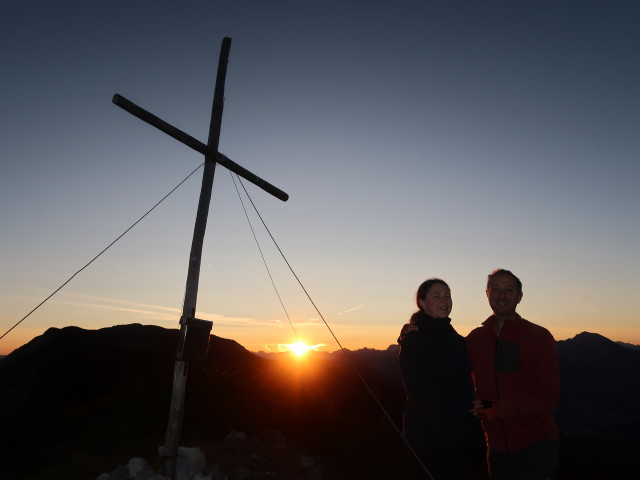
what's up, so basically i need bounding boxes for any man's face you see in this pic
[418,283,453,319]
[486,273,522,317]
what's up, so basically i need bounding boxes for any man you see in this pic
[466,269,560,479]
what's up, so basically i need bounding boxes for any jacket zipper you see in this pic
[494,325,511,452]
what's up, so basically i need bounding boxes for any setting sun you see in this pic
[278,341,324,357]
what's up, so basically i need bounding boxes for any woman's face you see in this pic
[418,283,452,318]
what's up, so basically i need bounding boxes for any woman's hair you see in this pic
[415,278,449,309]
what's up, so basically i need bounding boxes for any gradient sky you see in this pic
[1,1,639,355]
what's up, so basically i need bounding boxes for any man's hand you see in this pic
[471,399,499,421]
[397,323,419,342]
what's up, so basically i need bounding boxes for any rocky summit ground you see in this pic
[97,429,346,480]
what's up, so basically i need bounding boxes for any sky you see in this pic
[1,1,639,356]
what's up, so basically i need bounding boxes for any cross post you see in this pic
[112,37,288,479]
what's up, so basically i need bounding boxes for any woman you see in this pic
[398,278,486,479]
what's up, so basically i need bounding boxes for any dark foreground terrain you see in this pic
[0,325,639,479]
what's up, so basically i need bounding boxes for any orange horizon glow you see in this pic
[1,323,639,358]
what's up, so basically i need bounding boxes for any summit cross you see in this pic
[112,37,288,479]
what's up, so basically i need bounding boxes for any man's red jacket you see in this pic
[466,314,560,452]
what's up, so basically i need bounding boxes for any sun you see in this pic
[290,341,310,356]
[278,341,324,357]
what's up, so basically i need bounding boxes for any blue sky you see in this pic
[1,1,639,354]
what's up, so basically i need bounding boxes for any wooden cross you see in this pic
[112,37,288,479]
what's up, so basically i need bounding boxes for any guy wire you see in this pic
[229,171,297,339]
[232,174,434,480]
[0,163,205,342]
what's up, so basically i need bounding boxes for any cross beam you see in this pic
[112,37,288,479]
[112,94,288,202]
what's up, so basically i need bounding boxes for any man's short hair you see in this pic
[487,268,522,294]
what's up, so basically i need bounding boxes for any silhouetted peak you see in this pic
[572,331,617,347]
[557,331,625,352]
[557,330,640,367]
[574,331,609,340]
[1,324,264,379]
[18,323,166,348]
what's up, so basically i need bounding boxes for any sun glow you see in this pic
[278,341,325,357]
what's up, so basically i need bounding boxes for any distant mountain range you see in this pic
[0,325,639,479]
[616,340,640,351]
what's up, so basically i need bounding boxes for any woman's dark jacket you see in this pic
[398,311,482,451]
